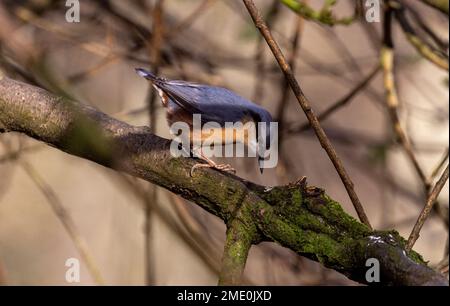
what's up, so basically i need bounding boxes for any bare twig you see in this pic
[143,0,165,286]
[394,2,449,70]
[167,193,253,285]
[435,237,449,276]
[289,64,381,134]
[407,164,449,251]
[276,14,305,146]
[418,0,449,15]
[381,6,448,228]
[401,1,449,52]
[22,161,105,285]
[381,6,429,190]
[272,14,306,181]
[436,256,449,275]
[252,0,281,102]
[169,195,203,235]
[122,176,219,272]
[0,143,43,163]
[169,0,214,38]
[0,138,105,285]
[242,0,372,229]
[431,148,449,180]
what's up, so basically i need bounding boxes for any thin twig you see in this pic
[242,0,372,229]
[166,193,253,284]
[117,176,219,274]
[16,161,104,284]
[394,2,448,70]
[418,0,449,15]
[169,0,214,38]
[252,0,281,102]
[431,148,449,180]
[381,6,429,187]
[401,0,448,52]
[407,164,449,251]
[67,55,119,83]
[0,139,104,285]
[290,64,381,133]
[276,14,305,146]
[381,5,448,228]
[0,143,43,163]
[22,160,105,285]
[143,0,165,286]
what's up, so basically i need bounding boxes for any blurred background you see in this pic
[0,0,448,285]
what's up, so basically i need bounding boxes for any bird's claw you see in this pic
[215,163,236,173]
[190,163,236,176]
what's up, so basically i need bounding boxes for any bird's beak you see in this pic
[135,68,156,80]
[135,68,147,77]
[258,156,264,174]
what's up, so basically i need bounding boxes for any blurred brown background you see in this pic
[0,0,448,285]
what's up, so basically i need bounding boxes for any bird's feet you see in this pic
[190,162,236,176]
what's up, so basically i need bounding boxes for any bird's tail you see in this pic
[135,68,158,81]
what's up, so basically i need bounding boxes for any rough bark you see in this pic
[0,76,447,286]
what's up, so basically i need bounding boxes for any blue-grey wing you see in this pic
[157,81,255,125]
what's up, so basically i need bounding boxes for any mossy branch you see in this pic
[0,76,447,286]
[218,216,258,285]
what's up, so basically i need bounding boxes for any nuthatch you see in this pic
[135,68,274,174]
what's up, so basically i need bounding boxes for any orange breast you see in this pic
[189,123,255,146]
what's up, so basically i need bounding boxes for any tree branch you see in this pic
[218,216,257,285]
[394,2,449,71]
[242,0,372,229]
[288,64,381,134]
[381,3,448,228]
[407,164,449,251]
[0,76,447,286]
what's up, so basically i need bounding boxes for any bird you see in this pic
[135,68,274,175]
